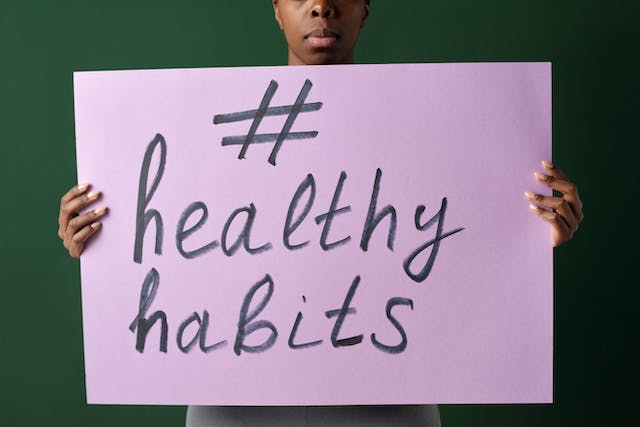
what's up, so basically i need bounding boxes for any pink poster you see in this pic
[73,63,552,405]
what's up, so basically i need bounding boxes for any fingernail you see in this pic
[87,190,100,199]
[525,191,536,200]
[91,222,102,230]
[542,160,554,169]
[534,172,547,181]
[529,204,540,213]
[77,183,89,191]
[94,206,107,215]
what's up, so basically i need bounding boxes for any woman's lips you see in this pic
[306,28,339,48]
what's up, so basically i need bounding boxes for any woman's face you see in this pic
[273,0,370,65]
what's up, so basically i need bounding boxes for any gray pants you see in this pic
[186,405,441,427]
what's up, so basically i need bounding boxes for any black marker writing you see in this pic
[283,174,316,250]
[404,198,465,283]
[176,201,219,259]
[213,79,322,166]
[361,168,397,251]
[288,295,323,350]
[130,267,168,353]
[177,310,227,354]
[315,171,352,251]
[371,297,414,354]
[133,134,166,264]
[221,203,272,256]
[234,274,278,355]
[127,271,420,355]
[325,276,363,347]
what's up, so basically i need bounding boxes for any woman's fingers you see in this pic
[58,186,102,238]
[534,161,584,222]
[62,190,102,218]
[528,204,573,246]
[541,160,567,180]
[58,183,89,238]
[529,161,584,247]
[66,222,102,258]
[534,171,576,194]
[525,192,579,232]
[60,183,90,205]
[58,183,108,258]
[62,206,108,248]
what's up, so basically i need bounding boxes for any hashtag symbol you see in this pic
[213,79,322,166]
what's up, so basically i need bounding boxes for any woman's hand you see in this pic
[526,160,583,247]
[58,183,108,258]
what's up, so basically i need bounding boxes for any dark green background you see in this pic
[1,0,635,425]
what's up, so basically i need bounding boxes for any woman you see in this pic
[58,1,583,425]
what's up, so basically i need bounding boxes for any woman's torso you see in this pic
[186,405,441,427]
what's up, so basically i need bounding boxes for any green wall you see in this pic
[0,0,633,425]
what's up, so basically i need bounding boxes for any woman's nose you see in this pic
[311,0,335,18]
